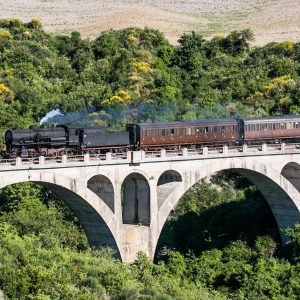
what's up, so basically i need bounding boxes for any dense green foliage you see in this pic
[1,181,300,299]
[1,19,300,135]
[1,18,300,299]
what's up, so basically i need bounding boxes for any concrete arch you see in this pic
[87,175,114,213]
[0,171,121,258]
[122,172,150,225]
[157,160,300,252]
[281,162,300,192]
[157,170,182,209]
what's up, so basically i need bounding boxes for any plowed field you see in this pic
[1,0,300,45]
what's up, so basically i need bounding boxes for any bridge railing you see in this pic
[1,143,300,167]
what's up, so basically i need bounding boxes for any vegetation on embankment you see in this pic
[1,19,300,299]
[1,19,300,137]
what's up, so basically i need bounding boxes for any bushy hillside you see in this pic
[1,19,300,299]
[1,19,300,137]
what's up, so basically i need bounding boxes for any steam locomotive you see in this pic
[4,115,300,158]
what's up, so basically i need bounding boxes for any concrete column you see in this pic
[223,145,228,155]
[126,151,131,162]
[115,183,123,223]
[182,148,188,157]
[203,147,208,157]
[84,153,90,164]
[262,143,267,152]
[15,157,22,167]
[39,156,45,166]
[106,152,112,162]
[160,149,166,158]
[131,151,145,164]
[61,155,67,164]
[122,225,152,262]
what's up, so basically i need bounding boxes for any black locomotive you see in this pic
[4,115,300,158]
[4,124,130,158]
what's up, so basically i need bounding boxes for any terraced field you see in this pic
[1,0,300,44]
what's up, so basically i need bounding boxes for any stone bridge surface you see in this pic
[1,143,300,262]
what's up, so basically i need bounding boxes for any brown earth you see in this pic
[1,0,300,45]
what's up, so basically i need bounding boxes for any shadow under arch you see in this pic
[0,174,121,259]
[155,166,300,257]
[157,170,182,209]
[87,175,114,213]
[122,172,150,225]
[281,162,300,192]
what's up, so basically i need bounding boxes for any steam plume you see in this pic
[40,109,64,125]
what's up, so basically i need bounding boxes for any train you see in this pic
[3,115,300,158]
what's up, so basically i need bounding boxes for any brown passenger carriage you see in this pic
[127,119,242,150]
[244,116,300,144]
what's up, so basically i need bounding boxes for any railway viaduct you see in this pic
[1,143,300,262]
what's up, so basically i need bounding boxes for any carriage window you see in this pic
[280,123,286,129]
[171,128,175,135]
[162,129,166,136]
[196,128,200,134]
[205,127,208,134]
[186,128,192,135]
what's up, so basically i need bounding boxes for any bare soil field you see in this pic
[1,0,300,45]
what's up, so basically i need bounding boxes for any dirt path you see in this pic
[1,0,300,45]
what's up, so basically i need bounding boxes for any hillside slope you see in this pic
[1,0,300,44]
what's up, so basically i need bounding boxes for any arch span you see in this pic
[122,172,150,225]
[156,162,300,255]
[157,170,182,209]
[0,171,121,258]
[281,162,300,192]
[87,175,114,213]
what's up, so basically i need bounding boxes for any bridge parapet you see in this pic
[0,143,300,170]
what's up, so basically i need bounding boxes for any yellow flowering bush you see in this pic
[0,31,12,39]
[30,18,42,29]
[8,18,23,27]
[282,41,294,50]
[132,61,151,73]
[101,90,131,107]
[5,68,14,77]
[0,83,14,103]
